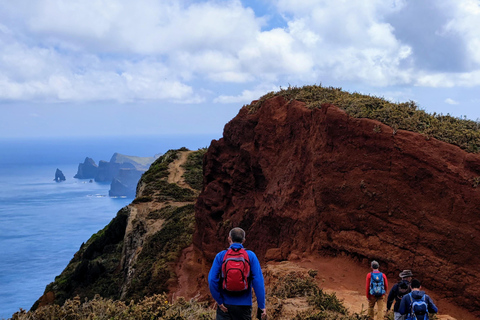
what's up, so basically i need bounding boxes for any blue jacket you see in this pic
[399,290,438,320]
[208,243,266,309]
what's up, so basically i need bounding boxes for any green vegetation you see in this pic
[35,207,130,308]
[247,85,480,153]
[16,270,369,320]
[182,148,207,190]
[139,148,203,200]
[12,294,215,320]
[152,180,196,202]
[272,271,367,320]
[139,149,185,185]
[124,204,196,301]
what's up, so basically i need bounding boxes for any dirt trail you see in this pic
[266,257,476,320]
[168,150,194,189]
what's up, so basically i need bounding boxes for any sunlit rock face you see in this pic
[194,95,480,315]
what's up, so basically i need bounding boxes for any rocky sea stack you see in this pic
[54,168,66,182]
[30,86,480,319]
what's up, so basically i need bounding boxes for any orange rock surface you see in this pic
[193,96,480,316]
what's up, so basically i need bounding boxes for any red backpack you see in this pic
[221,247,251,292]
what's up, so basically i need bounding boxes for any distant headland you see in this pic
[74,153,160,197]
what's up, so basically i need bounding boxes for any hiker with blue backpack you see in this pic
[387,270,414,320]
[208,227,266,320]
[366,260,389,320]
[399,279,438,320]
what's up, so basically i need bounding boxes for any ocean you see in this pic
[0,134,217,319]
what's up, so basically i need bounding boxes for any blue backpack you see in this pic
[369,272,386,296]
[406,292,428,320]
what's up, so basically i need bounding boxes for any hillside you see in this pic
[33,148,206,308]
[24,85,480,320]
[193,87,480,317]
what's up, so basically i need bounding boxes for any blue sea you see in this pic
[0,134,217,319]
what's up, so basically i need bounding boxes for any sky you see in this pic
[1,0,480,138]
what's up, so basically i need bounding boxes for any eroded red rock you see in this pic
[193,96,480,315]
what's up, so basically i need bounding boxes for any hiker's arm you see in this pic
[208,253,224,305]
[386,285,396,310]
[383,273,388,294]
[398,295,409,315]
[365,273,371,298]
[427,296,438,314]
[249,251,266,310]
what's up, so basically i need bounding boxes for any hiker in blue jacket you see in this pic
[208,227,266,320]
[399,279,438,320]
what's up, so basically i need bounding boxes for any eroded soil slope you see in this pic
[194,95,480,316]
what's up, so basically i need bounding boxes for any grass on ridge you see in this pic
[247,85,480,153]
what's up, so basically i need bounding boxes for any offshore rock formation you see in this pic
[74,157,98,179]
[194,95,480,315]
[74,153,159,197]
[54,168,66,182]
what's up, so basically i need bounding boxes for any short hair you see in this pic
[371,260,379,269]
[411,279,421,289]
[229,227,245,243]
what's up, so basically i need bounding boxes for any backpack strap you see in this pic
[408,292,415,317]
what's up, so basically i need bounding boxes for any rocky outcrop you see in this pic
[194,96,480,315]
[109,169,144,197]
[54,168,66,182]
[74,153,158,197]
[95,160,135,183]
[74,157,98,179]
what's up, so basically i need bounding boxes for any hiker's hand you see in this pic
[261,308,267,319]
[219,304,228,313]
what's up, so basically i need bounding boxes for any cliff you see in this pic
[34,148,206,308]
[194,91,480,315]
[74,157,98,179]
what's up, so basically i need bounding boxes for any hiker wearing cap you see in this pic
[208,227,266,320]
[387,270,413,320]
[399,279,438,320]
[366,260,389,320]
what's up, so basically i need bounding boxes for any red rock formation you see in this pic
[194,96,480,315]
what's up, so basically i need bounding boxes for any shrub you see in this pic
[182,148,207,190]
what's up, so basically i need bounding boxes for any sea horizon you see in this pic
[0,134,217,319]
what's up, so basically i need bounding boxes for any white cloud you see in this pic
[441,0,480,67]
[1,0,480,105]
[214,85,279,104]
[445,98,459,105]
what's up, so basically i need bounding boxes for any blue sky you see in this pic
[1,0,480,138]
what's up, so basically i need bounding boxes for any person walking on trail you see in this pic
[387,270,413,320]
[208,227,267,320]
[366,260,388,320]
[399,279,438,320]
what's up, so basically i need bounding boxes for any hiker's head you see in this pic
[229,227,246,244]
[371,260,379,270]
[399,269,413,281]
[411,279,421,289]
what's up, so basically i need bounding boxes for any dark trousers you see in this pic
[216,304,252,320]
